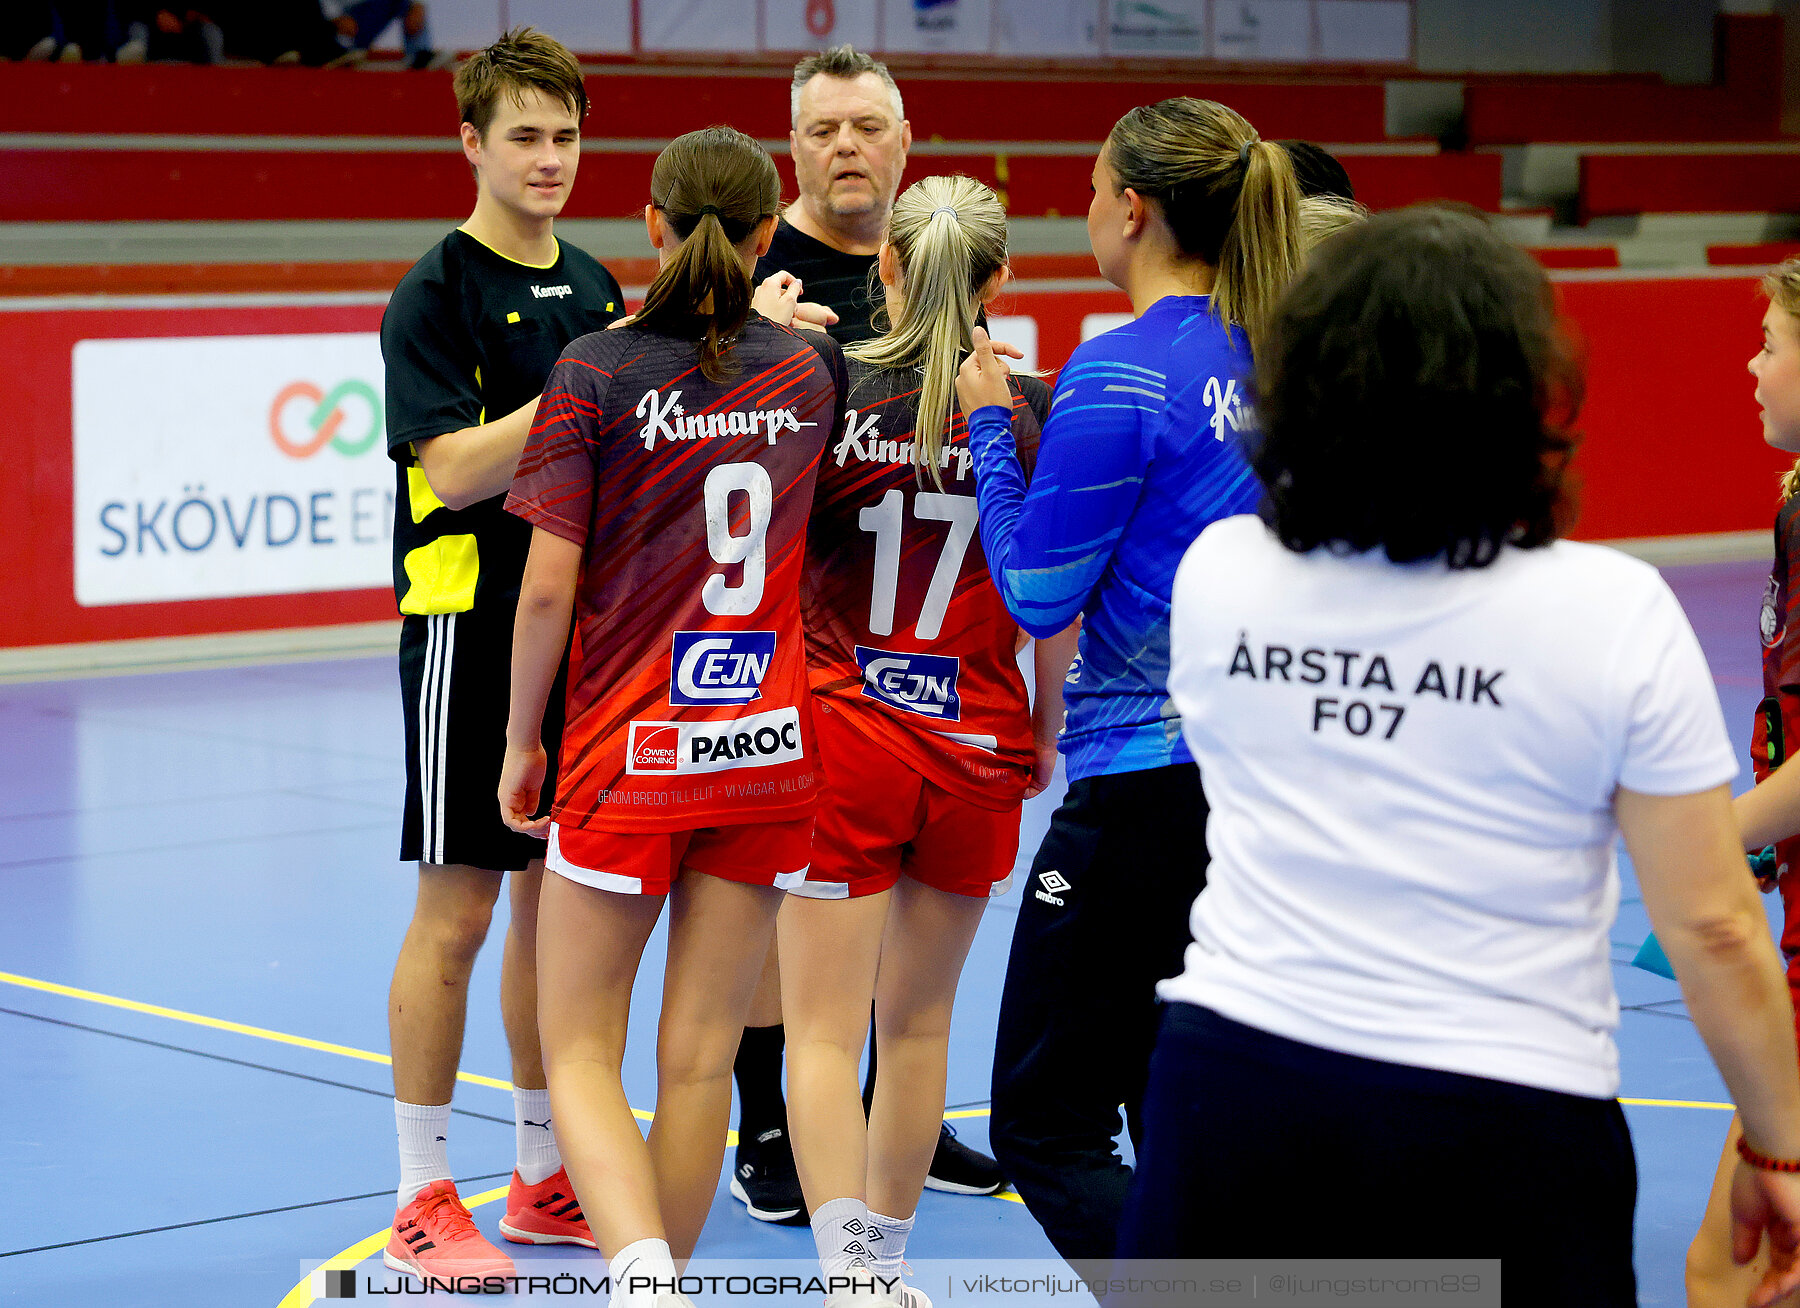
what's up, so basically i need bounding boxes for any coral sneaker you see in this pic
[384,1180,517,1281]
[499,1168,597,1248]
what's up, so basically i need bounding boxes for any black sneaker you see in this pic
[923,1121,1004,1195]
[729,1125,807,1224]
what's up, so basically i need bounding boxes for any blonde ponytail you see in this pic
[848,175,1008,488]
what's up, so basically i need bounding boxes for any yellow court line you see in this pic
[276,1184,510,1308]
[1623,1096,1735,1111]
[0,968,658,1123]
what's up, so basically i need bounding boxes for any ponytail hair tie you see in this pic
[931,206,958,220]
[699,205,723,219]
[1238,139,1256,168]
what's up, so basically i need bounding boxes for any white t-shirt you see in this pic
[1161,516,1738,1099]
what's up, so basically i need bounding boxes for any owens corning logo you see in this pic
[635,389,815,452]
[630,724,681,773]
[270,380,384,459]
[530,283,573,298]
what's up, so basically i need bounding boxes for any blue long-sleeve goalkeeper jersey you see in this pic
[967,295,1261,781]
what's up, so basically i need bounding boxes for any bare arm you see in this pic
[499,528,582,836]
[1738,760,1800,853]
[414,394,541,511]
[1621,783,1800,1301]
[1026,621,1080,799]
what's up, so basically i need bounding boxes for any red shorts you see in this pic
[547,816,815,897]
[792,703,1022,901]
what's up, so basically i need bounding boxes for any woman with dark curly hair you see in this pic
[1117,207,1800,1305]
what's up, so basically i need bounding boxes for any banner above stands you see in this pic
[426,0,1413,63]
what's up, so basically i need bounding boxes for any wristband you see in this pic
[1737,1134,1800,1173]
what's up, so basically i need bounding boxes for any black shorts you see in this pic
[398,609,565,872]
[1114,1004,1637,1305]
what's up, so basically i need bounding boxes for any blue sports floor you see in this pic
[0,559,1777,1305]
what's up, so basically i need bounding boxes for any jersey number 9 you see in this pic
[702,462,773,616]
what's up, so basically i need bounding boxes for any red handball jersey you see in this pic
[803,360,1051,809]
[1757,493,1800,989]
[507,316,845,833]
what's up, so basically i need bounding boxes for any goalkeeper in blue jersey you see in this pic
[955,96,1302,1269]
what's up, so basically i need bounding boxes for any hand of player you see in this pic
[956,327,1023,416]
[789,299,840,333]
[1732,1162,1800,1305]
[1024,733,1060,800]
[752,271,840,332]
[499,743,551,837]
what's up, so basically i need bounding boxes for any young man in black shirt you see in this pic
[737,45,1005,1228]
[379,27,622,1281]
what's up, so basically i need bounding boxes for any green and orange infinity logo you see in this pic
[270,379,384,458]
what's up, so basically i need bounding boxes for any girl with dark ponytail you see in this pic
[499,125,846,1308]
[953,97,1302,1267]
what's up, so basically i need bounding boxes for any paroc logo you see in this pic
[270,380,384,459]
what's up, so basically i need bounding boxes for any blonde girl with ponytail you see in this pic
[1688,256,1800,1308]
[952,97,1303,1265]
[500,125,847,1308]
[780,174,1056,1308]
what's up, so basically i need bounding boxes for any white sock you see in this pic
[609,1236,678,1308]
[513,1087,562,1185]
[868,1209,914,1279]
[395,1100,452,1209]
[811,1196,879,1285]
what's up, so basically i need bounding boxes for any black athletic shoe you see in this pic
[729,1125,808,1224]
[923,1121,1004,1195]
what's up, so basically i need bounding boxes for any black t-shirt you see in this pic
[381,229,624,616]
[755,219,882,347]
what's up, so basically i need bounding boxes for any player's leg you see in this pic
[496,859,596,1247]
[385,861,516,1278]
[866,880,987,1235]
[651,846,794,1262]
[534,863,669,1262]
[778,889,887,1205]
[860,786,1014,1281]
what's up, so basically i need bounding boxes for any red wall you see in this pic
[3,275,1787,651]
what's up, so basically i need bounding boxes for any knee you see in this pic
[414,900,494,971]
[657,1027,737,1092]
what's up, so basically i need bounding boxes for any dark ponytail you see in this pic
[637,126,782,382]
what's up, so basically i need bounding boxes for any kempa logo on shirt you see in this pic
[833,408,974,481]
[1202,375,1257,441]
[626,706,804,775]
[530,283,573,298]
[635,389,815,452]
[669,630,775,706]
[1035,869,1071,906]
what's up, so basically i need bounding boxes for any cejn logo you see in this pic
[854,646,962,721]
[269,379,384,459]
[669,631,775,706]
[626,706,804,775]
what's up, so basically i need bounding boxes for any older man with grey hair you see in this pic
[732,47,1007,1233]
[753,44,912,345]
